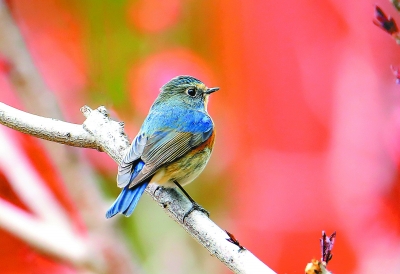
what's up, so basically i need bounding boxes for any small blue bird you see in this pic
[106,75,218,218]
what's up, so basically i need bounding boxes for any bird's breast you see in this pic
[150,130,215,187]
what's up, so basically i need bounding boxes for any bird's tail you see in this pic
[106,181,149,218]
[106,160,149,218]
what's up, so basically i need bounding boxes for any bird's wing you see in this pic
[117,133,147,187]
[117,110,214,188]
[129,126,213,188]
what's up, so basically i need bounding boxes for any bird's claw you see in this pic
[183,202,210,223]
[153,185,164,196]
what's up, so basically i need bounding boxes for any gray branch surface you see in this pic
[0,103,97,148]
[0,102,276,274]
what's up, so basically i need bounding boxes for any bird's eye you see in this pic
[186,87,196,97]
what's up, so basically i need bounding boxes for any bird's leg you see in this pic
[173,180,210,222]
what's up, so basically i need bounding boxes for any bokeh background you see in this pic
[1,0,400,273]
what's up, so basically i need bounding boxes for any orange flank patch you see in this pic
[192,129,215,154]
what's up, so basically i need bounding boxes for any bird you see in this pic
[106,75,218,219]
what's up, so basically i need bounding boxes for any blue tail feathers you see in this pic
[106,182,149,218]
[106,160,149,218]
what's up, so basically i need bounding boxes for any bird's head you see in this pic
[153,75,219,111]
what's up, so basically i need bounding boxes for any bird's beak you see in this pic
[205,87,219,94]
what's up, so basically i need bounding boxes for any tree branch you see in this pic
[0,103,97,148]
[0,102,276,274]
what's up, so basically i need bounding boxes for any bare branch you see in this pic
[147,183,275,274]
[0,102,97,148]
[0,103,276,274]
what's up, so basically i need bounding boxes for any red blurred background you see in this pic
[1,0,400,273]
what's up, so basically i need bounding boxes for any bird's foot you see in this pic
[153,185,164,196]
[183,201,210,223]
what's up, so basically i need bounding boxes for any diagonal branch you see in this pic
[0,102,276,274]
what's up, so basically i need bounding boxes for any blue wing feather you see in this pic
[117,133,147,187]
